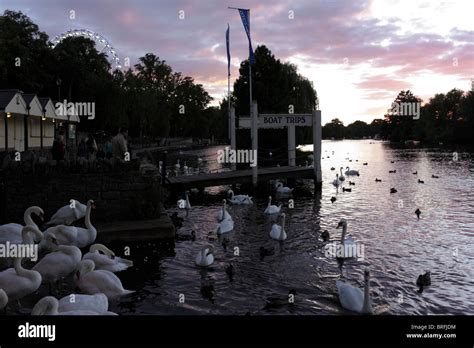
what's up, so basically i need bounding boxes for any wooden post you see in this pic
[40,117,43,149]
[313,110,322,185]
[251,101,258,187]
[4,114,8,152]
[24,111,29,151]
[288,124,296,166]
[230,106,236,171]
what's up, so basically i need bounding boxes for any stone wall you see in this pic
[0,157,161,225]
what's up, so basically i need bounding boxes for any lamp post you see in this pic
[40,109,45,150]
[4,112,10,152]
[24,105,30,152]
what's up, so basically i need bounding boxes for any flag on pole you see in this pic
[238,8,256,65]
[226,24,231,77]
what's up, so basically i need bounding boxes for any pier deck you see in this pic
[166,165,315,188]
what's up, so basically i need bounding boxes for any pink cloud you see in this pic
[356,76,411,91]
[1,0,472,123]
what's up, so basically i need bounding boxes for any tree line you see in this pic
[0,10,215,140]
[323,89,473,144]
[2,10,472,146]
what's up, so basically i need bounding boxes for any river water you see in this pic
[111,140,474,315]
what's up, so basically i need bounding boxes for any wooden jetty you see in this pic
[162,103,322,191]
[166,165,315,189]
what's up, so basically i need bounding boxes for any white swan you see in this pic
[0,226,43,269]
[195,246,214,267]
[344,167,360,176]
[270,213,287,241]
[40,200,97,251]
[32,295,116,315]
[336,219,355,245]
[0,206,44,242]
[75,260,134,299]
[227,190,253,205]
[83,244,133,273]
[215,217,234,234]
[0,257,42,301]
[242,196,253,204]
[177,191,191,212]
[0,225,43,246]
[339,168,346,181]
[335,219,356,259]
[264,196,281,215]
[332,174,340,187]
[57,293,109,313]
[0,289,7,309]
[336,269,373,314]
[216,199,232,222]
[21,226,44,244]
[45,200,87,226]
[32,243,82,284]
[276,182,294,195]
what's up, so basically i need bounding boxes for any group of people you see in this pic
[51,128,130,161]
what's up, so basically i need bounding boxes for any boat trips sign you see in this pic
[238,114,313,129]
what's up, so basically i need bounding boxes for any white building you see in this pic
[0,89,79,152]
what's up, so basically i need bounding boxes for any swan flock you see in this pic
[1,151,383,317]
[0,200,134,315]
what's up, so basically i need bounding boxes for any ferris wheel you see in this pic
[51,29,121,69]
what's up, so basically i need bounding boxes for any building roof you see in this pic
[0,89,21,110]
[37,97,50,108]
[37,97,58,119]
[1,90,80,123]
[21,93,45,117]
[22,93,36,105]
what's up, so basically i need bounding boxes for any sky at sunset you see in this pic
[2,0,473,125]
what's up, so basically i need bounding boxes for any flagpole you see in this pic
[228,7,252,116]
[249,44,257,186]
[228,66,231,142]
[248,9,257,186]
[229,6,257,186]
[249,46,253,117]
[227,24,231,143]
